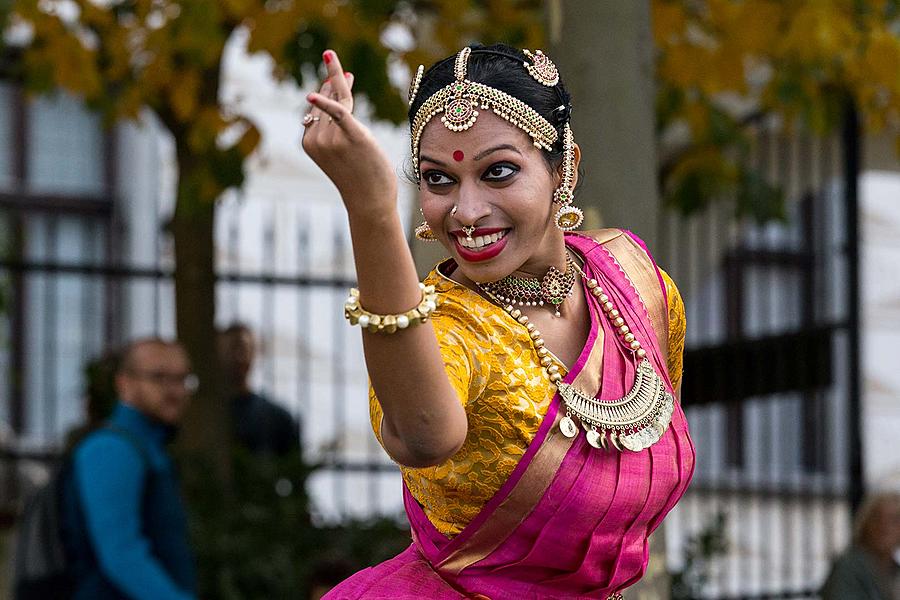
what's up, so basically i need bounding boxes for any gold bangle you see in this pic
[343,282,438,334]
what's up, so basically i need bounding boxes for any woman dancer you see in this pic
[302,43,694,599]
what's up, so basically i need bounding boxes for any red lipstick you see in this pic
[453,229,510,263]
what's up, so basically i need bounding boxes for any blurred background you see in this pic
[0,1,899,598]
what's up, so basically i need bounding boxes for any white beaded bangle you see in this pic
[343,283,438,334]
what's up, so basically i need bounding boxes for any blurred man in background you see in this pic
[822,490,900,600]
[219,323,300,457]
[61,338,198,600]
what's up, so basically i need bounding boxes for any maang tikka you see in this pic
[553,123,583,231]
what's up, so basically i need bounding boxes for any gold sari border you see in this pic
[601,234,668,361]
[436,243,609,575]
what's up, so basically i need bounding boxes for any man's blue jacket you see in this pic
[61,403,197,600]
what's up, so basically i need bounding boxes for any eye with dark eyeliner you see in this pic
[482,162,519,181]
[423,170,455,186]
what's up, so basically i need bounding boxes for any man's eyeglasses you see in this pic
[127,370,199,393]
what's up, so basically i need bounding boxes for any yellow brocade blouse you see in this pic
[369,265,686,537]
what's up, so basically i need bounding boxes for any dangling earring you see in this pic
[553,123,583,231]
[415,208,438,242]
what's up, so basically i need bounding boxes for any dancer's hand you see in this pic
[301,50,398,219]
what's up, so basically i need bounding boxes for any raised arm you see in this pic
[301,50,467,467]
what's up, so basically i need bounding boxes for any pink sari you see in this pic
[325,231,695,599]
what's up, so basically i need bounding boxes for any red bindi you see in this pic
[452,150,465,162]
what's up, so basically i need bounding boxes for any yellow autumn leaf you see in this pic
[861,29,900,87]
[246,6,304,55]
[701,42,747,95]
[78,1,114,29]
[117,84,145,121]
[778,4,859,66]
[669,146,738,184]
[660,43,712,89]
[169,69,201,122]
[651,1,686,45]
[728,2,783,55]
[100,27,133,81]
[234,121,261,157]
[220,0,256,21]
[38,32,102,97]
[864,107,887,132]
[682,101,712,140]
[707,0,741,32]
[188,107,228,154]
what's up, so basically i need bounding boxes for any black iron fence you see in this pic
[659,113,860,598]
[0,207,405,525]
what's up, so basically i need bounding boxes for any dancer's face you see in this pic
[418,111,573,282]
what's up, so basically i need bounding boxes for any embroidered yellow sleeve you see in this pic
[659,268,686,391]
[368,268,562,537]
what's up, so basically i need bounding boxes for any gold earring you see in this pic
[415,209,438,242]
[553,123,583,231]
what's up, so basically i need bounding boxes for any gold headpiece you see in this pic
[410,47,560,180]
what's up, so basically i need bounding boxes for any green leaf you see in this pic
[655,83,685,133]
[735,168,786,223]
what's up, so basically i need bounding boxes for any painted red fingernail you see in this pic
[323,51,332,64]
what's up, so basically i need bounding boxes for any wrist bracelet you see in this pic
[344,282,439,334]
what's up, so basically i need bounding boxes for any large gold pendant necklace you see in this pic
[481,252,675,452]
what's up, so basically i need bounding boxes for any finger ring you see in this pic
[303,114,320,126]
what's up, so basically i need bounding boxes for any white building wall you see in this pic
[860,171,900,491]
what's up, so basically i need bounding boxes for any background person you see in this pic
[822,491,900,600]
[61,338,198,600]
[219,323,301,457]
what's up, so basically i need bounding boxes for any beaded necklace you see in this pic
[480,251,675,452]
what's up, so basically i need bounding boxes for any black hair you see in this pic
[408,43,573,171]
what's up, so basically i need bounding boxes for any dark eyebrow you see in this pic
[474,144,522,161]
[419,155,446,167]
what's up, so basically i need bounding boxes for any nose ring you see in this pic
[450,205,458,216]
[462,225,475,241]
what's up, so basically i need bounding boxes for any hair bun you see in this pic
[552,103,572,125]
